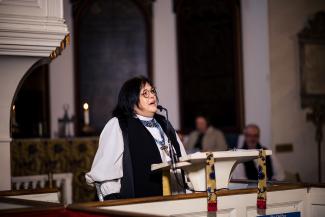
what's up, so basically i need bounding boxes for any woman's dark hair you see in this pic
[112,76,154,118]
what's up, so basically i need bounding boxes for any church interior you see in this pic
[0,0,325,216]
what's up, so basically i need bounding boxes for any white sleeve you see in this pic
[85,117,124,195]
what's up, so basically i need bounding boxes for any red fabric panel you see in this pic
[1,209,115,217]
[0,208,66,217]
[64,210,113,217]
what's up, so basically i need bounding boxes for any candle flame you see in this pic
[83,103,89,110]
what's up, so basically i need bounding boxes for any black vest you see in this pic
[242,143,274,180]
[117,114,182,198]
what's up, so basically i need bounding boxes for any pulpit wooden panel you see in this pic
[68,185,325,217]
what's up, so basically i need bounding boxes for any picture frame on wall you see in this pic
[299,11,325,108]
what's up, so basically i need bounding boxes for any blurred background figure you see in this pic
[232,124,285,181]
[185,115,227,153]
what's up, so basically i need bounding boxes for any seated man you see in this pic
[185,115,227,153]
[232,124,285,181]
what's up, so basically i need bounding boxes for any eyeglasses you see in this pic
[141,88,157,98]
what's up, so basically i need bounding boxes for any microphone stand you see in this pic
[158,105,194,194]
[157,105,178,170]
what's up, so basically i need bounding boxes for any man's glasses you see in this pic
[141,88,157,98]
[244,133,259,138]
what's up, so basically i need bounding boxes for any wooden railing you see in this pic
[12,173,73,204]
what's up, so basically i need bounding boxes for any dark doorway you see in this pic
[73,0,153,135]
[11,58,51,138]
[175,0,244,133]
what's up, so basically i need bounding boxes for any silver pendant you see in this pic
[160,145,170,156]
[160,145,168,151]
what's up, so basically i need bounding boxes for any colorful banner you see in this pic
[206,152,217,212]
[257,149,267,210]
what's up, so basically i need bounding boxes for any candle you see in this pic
[12,104,17,125]
[38,122,43,137]
[83,103,90,125]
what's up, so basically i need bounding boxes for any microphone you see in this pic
[157,105,169,123]
[157,105,166,112]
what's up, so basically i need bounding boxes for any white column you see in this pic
[49,0,75,137]
[0,56,39,190]
[153,0,180,129]
[0,0,68,190]
[241,0,271,147]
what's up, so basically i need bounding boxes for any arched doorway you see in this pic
[11,58,51,138]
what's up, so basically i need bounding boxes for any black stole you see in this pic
[118,114,182,198]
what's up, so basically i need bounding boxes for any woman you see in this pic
[86,76,187,200]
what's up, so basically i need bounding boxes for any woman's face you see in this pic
[134,82,158,117]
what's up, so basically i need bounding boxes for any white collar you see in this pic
[136,114,154,121]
